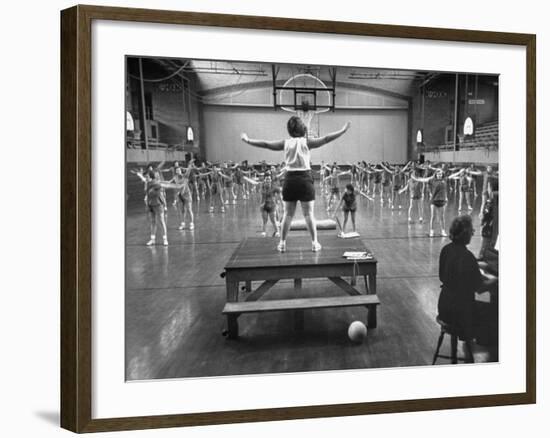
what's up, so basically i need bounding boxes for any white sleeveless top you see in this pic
[284,137,311,171]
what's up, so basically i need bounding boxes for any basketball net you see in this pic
[297,109,315,138]
[278,73,332,139]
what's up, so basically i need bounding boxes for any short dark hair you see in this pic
[346,183,354,192]
[449,215,474,245]
[287,116,307,138]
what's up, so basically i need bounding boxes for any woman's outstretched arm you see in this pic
[411,173,434,183]
[448,169,464,180]
[401,161,413,172]
[131,169,147,183]
[380,163,395,174]
[307,122,351,149]
[241,133,285,151]
[243,176,261,186]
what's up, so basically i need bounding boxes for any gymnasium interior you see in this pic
[125,57,499,381]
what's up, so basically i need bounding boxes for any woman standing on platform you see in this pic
[241,116,351,252]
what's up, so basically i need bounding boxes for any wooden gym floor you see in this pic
[125,181,497,381]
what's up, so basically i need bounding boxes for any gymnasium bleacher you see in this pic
[429,121,499,152]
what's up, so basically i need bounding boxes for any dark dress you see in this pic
[342,192,357,212]
[438,242,482,340]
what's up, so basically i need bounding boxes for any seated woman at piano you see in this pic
[438,215,498,360]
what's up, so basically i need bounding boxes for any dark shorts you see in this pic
[282,170,315,202]
[148,204,164,216]
[432,200,447,208]
[411,195,422,200]
[343,204,357,213]
[331,187,340,194]
[211,184,219,195]
[260,202,275,213]
[178,193,190,207]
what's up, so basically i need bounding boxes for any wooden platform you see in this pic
[225,235,376,270]
[222,236,378,339]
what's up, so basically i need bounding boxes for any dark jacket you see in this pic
[438,242,482,340]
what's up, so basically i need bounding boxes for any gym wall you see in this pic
[202,105,409,164]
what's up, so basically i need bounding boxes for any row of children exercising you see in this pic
[320,161,498,237]
[131,158,498,244]
[131,159,287,245]
[322,160,496,209]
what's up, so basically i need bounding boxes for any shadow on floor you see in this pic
[34,411,59,427]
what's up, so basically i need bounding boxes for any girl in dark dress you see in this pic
[325,165,352,211]
[336,184,357,234]
[411,167,462,237]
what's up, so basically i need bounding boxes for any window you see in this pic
[463,117,474,136]
[186,126,194,143]
[416,129,423,144]
[126,111,134,131]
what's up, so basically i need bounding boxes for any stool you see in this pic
[432,316,473,365]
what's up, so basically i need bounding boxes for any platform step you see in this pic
[290,218,337,231]
[223,295,380,315]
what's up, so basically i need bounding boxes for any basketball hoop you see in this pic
[277,73,333,138]
[297,102,315,138]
